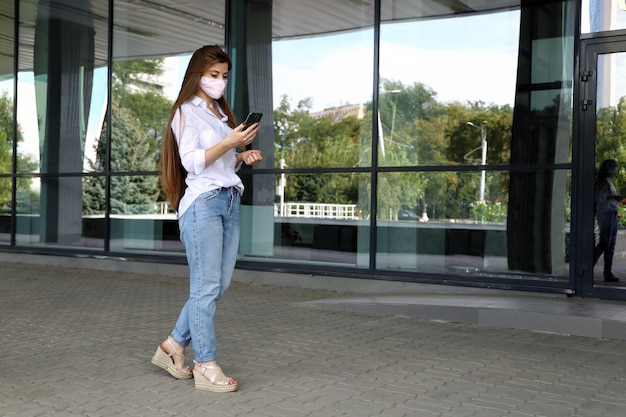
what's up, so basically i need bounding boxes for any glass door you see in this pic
[579,38,626,299]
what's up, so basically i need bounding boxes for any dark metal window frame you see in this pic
[0,0,588,297]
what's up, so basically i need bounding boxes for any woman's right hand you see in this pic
[227,121,260,150]
[203,121,261,168]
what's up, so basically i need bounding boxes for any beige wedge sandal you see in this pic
[151,336,193,379]
[193,361,238,392]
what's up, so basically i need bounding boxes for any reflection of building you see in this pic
[590,0,626,108]
[310,104,365,122]
[2,1,626,301]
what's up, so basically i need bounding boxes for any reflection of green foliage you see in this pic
[0,93,14,207]
[83,100,159,215]
[83,59,170,214]
[596,96,626,196]
[619,199,626,227]
[375,81,513,219]
[274,97,361,207]
[274,80,515,221]
[377,172,426,221]
[0,93,40,214]
[470,200,508,223]
[112,59,172,178]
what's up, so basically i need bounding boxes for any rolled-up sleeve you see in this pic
[174,110,207,175]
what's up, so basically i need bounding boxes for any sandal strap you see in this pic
[166,336,184,357]
[166,337,189,372]
[194,361,234,385]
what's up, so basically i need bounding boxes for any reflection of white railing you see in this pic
[156,202,169,215]
[275,203,358,220]
[153,201,358,220]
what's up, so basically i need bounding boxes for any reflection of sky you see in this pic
[586,0,626,33]
[0,73,40,161]
[273,10,520,112]
[84,67,108,169]
[587,0,626,108]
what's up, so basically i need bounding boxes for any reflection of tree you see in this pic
[83,100,159,214]
[0,93,13,206]
[273,97,360,206]
[596,96,626,192]
[83,59,171,214]
[0,93,39,213]
[274,80,514,221]
[112,59,173,161]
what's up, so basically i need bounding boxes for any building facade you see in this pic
[1,0,626,300]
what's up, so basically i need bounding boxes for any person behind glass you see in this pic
[152,45,262,392]
[593,159,621,282]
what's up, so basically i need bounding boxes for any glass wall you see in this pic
[13,1,107,249]
[0,0,581,292]
[0,0,229,254]
[103,0,226,256]
[373,2,575,282]
[253,0,376,268]
[265,0,575,285]
[375,10,520,278]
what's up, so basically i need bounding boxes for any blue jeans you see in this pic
[171,187,240,362]
[594,211,618,272]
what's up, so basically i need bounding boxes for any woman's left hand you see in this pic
[239,150,263,166]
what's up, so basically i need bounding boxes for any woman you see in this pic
[152,45,262,392]
[594,159,621,282]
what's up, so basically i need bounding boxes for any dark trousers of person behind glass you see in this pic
[594,211,618,272]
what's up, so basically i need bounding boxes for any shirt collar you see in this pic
[191,95,228,121]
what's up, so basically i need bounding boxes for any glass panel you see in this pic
[14,174,39,245]
[103,0,225,254]
[15,0,38,175]
[594,51,626,285]
[14,175,101,250]
[0,88,12,176]
[272,1,374,168]
[17,2,108,175]
[106,53,172,173]
[104,174,168,253]
[378,9,519,167]
[582,0,626,34]
[0,0,14,244]
[239,173,370,268]
[11,1,109,250]
[376,171,570,281]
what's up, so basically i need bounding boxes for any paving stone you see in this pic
[4,261,626,417]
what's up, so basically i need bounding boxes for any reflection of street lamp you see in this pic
[378,89,401,158]
[384,89,401,142]
[466,121,487,201]
[278,158,287,215]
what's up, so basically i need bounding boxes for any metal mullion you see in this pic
[104,0,114,253]
[369,0,381,272]
[10,0,19,247]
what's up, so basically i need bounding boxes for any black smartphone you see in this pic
[242,112,263,130]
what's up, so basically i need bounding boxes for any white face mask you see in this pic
[199,76,227,99]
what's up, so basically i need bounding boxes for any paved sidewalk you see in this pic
[3,261,626,417]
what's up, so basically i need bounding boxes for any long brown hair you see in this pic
[161,45,237,212]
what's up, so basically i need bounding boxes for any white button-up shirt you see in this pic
[171,96,243,217]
